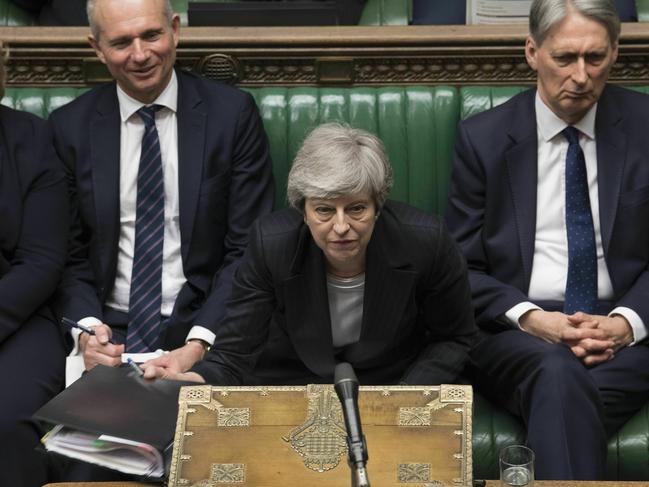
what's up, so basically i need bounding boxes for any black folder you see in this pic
[34,365,194,476]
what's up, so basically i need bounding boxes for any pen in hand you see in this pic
[126,358,144,378]
[61,317,116,345]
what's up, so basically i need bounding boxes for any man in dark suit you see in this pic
[446,0,649,480]
[50,0,273,386]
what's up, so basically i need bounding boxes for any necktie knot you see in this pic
[562,126,581,145]
[137,104,162,127]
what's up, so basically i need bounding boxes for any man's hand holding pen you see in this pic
[79,324,125,371]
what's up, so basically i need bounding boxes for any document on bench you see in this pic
[34,365,194,478]
[42,425,165,477]
[466,0,532,24]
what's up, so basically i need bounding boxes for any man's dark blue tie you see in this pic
[562,126,597,314]
[127,105,164,352]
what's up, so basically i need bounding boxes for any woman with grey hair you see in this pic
[144,122,476,386]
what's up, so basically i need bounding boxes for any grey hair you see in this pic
[87,0,174,39]
[287,123,393,211]
[529,0,620,46]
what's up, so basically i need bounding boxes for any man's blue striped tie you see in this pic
[562,126,597,314]
[127,105,164,352]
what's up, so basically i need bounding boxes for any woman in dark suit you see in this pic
[144,123,476,385]
[0,52,68,486]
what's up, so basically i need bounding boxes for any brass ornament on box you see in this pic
[282,385,347,473]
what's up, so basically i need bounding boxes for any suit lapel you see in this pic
[283,226,336,377]
[505,90,538,290]
[344,216,417,363]
[176,72,206,261]
[90,86,121,281]
[595,88,625,254]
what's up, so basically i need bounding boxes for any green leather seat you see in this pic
[0,0,35,25]
[172,0,412,26]
[358,0,411,25]
[3,84,649,480]
[0,0,411,26]
[3,87,88,117]
[637,0,649,20]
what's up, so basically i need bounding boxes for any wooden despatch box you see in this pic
[168,384,473,487]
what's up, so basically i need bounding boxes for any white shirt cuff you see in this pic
[609,306,646,345]
[68,316,103,356]
[505,302,543,329]
[186,325,216,346]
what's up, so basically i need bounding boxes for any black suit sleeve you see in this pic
[191,219,275,384]
[194,92,274,333]
[401,221,477,384]
[0,118,68,342]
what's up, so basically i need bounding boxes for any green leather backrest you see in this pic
[0,0,35,25]
[460,86,528,119]
[0,0,411,26]
[246,86,458,211]
[637,0,649,21]
[358,0,412,26]
[184,0,412,26]
[3,85,458,213]
[183,0,412,26]
[3,87,89,118]
[0,0,645,26]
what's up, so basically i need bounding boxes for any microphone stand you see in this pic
[350,461,370,487]
[334,363,371,487]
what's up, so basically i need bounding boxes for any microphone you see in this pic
[334,362,370,487]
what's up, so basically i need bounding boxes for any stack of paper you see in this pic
[43,425,164,477]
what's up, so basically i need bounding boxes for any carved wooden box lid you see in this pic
[169,384,472,487]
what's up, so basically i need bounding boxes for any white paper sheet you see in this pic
[466,0,533,24]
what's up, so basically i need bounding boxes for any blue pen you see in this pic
[61,317,116,345]
[126,358,144,377]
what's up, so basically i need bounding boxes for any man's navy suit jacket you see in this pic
[49,70,274,348]
[192,201,477,386]
[446,85,649,331]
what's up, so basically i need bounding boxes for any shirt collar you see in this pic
[117,70,178,122]
[535,91,597,142]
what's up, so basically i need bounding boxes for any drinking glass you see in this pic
[499,445,534,487]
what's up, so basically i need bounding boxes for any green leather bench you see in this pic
[6,0,649,26]
[0,0,412,26]
[6,85,649,480]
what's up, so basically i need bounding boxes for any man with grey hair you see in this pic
[48,0,273,478]
[447,0,649,480]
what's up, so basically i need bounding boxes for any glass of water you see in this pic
[499,445,534,487]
